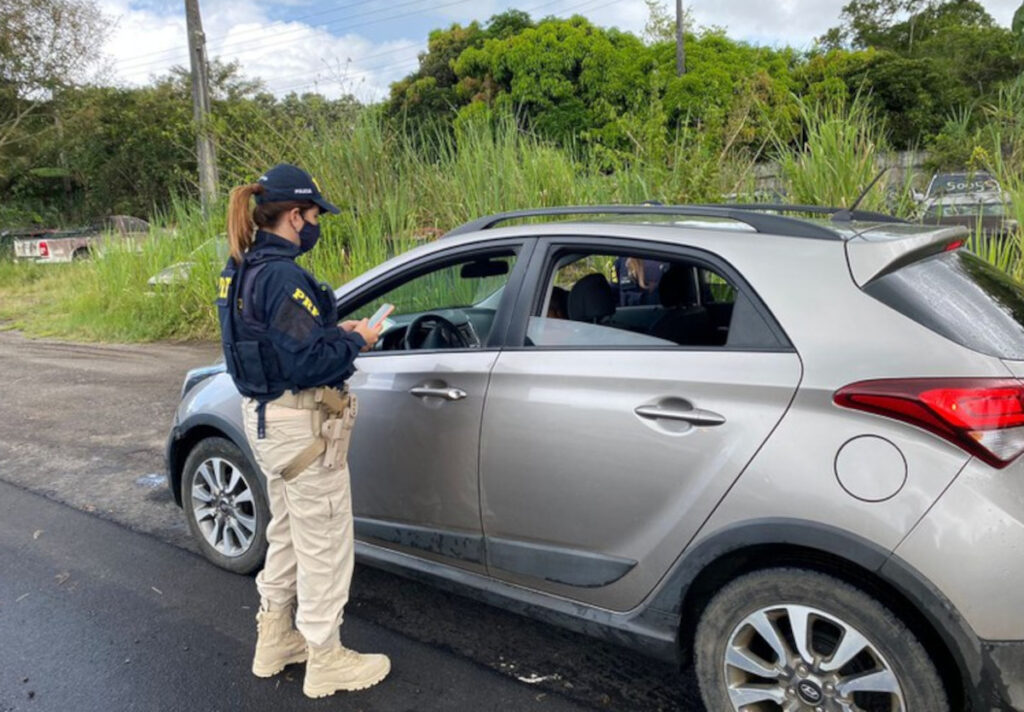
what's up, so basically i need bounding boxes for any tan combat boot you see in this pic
[251,605,308,678]
[302,643,391,698]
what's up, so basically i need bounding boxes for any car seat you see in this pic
[649,265,712,345]
[568,273,616,324]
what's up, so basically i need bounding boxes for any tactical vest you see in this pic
[218,253,283,401]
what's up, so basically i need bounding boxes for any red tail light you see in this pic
[38,241,49,257]
[834,378,1024,468]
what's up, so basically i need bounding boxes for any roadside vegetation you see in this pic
[1,0,1023,342]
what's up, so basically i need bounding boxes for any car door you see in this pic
[339,239,532,575]
[478,237,802,609]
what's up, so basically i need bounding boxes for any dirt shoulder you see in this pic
[0,331,220,550]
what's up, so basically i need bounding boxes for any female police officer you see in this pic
[218,164,388,698]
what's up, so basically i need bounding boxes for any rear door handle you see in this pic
[634,405,726,426]
[410,386,467,401]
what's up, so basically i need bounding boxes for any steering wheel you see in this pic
[404,313,470,350]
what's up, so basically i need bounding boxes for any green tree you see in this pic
[0,0,106,154]
[454,16,659,145]
[820,0,929,50]
[657,30,800,151]
[817,1,1022,146]
[386,11,535,127]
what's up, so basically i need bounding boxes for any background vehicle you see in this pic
[923,171,1001,200]
[920,193,1018,238]
[2,227,59,260]
[167,204,1024,711]
[918,171,1018,238]
[13,215,150,263]
[147,236,229,288]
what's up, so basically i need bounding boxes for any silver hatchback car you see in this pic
[167,205,1024,711]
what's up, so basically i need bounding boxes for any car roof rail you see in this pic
[719,204,906,224]
[444,204,904,240]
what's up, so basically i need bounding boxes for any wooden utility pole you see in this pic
[185,0,219,212]
[675,0,686,75]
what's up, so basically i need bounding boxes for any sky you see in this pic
[96,0,1023,101]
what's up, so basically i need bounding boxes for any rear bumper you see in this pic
[889,455,1024,710]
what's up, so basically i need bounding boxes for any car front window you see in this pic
[342,250,518,351]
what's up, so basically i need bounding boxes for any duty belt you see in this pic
[273,386,357,481]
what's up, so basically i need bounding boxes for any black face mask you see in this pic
[298,219,320,254]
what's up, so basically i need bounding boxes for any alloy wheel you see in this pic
[189,456,258,558]
[722,603,906,712]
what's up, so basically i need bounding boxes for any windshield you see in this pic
[927,173,1000,197]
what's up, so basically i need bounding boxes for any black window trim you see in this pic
[502,235,794,353]
[336,237,536,357]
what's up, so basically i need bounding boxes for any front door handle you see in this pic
[410,386,467,401]
[634,404,726,426]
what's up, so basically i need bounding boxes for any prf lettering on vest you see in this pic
[291,287,320,317]
[218,276,232,299]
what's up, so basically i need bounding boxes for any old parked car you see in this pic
[1,227,58,260]
[167,204,1023,711]
[13,215,150,263]
[919,171,1018,238]
[923,171,1001,200]
[147,236,229,288]
[920,193,1018,238]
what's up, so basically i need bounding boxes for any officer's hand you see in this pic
[339,320,360,333]
[353,318,382,351]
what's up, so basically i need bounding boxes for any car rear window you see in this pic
[865,250,1024,359]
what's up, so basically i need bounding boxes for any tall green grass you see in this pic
[774,96,897,212]
[2,96,1022,343]
[971,77,1024,279]
[1,198,228,341]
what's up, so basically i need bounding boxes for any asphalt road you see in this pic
[0,479,586,712]
[0,331,704,711]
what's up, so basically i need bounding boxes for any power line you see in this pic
[113,0,625,77]
[113,0,382,66]
[115,0,460,74]
[111,0,627,96]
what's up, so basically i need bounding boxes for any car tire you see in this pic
[181,437,268,575]
[694,567,948,712]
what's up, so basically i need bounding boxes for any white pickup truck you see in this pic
[12,216,150,263]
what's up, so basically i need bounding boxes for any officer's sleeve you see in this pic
[260,272,366,388]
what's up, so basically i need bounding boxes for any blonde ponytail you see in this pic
[226,183,264,263]
[626,257,647,290]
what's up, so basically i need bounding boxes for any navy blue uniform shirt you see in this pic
[218,230,365,401]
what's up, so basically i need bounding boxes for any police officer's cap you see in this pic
[256,164,340,215]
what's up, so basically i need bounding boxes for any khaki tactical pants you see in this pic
[242,391,356,648]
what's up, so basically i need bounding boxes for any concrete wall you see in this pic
[751,151,932,193]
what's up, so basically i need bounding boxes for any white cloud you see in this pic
[97,0,1024,101]
[97,0,425,100]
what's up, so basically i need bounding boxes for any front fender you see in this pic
[166,373,259,506]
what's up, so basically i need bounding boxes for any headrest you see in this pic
[568,273,616,322]
[659,265,697,308]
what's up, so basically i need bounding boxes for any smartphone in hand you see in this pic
[368,303,395,329]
